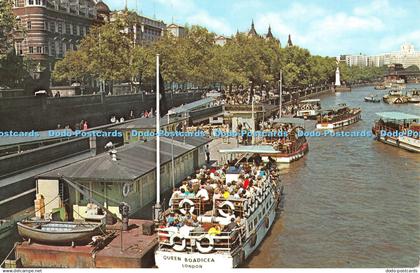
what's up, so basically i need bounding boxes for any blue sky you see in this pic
[106,0,420,57]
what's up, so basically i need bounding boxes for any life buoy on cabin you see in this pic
[122,183,131,197]
[196,234,214,254]
[218,201,235,218]
[170,233,186,252]
[179,198,195,215]
[264,216,270,228]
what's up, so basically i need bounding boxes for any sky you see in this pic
[106,0,420,57]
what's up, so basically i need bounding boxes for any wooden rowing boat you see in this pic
[17,220,104,246]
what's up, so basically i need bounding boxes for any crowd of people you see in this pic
[163,159,280,236]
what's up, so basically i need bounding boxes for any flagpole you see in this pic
[279,70,283,118]
[154,54,161,223]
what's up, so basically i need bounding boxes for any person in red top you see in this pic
[243,178,250,189]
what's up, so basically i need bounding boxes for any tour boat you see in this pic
[295,99,321,119]
[364,94,381,103]
[383,89,409,104]
[407,89,420,103]
[17,220,105,246]
[372,112,420,153]
[316,104,361,129]
[154,162,284,269]
[374,85,386,90]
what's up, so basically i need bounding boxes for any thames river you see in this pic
[246,84,420,268]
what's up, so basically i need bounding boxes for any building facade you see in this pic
[344,43,420,68]
[111,11,165,45]
[12,0,110,87]
[166,23,185,38]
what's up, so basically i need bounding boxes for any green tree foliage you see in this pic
[53,14,387,89]
[0,0,15,58]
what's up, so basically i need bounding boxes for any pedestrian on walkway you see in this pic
[205,144,210,164]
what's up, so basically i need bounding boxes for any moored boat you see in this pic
[316,104,361,129]
[372,112,420,153]
[407,89,420,103]
[295,99,321,119]
[364,94,381,103]
[154,158,284,269]
[17,220,105,246]
[383,89,409,104]
[374,85,387,90]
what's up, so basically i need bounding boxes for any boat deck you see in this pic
[15,219,157,268]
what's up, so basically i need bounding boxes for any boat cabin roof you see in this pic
[272,117,305,126]
[376,112,420,121]
[219,145,281,155]
[300,99,320,103]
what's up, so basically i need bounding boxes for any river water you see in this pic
[246,84,420,268]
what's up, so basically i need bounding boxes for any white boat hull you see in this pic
[376,135,420,153]
[316,113,361,130]
[155,194,278,269]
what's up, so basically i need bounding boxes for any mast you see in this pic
[153,54,161,223]
[279,70,283,118]
[251,96,255,145]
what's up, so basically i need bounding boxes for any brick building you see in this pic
[12,0,110,88]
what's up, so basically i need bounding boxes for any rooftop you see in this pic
[376,112,420,120]
[168,97,215,115]
[39,137,211,182]
[108,116,187,130]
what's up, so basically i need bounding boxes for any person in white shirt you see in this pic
[196,186,209,212]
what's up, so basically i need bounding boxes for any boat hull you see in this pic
[364,97,380,103]
[17,221,104,245]
[316,112,361,130]
[261,142,309,163]
[374,134,420,153]
[155,200,278,269]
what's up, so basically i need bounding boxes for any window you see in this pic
[27,21,31,30]
[14,0,19,7]
[28,0,34,5]
[66,23,70,34]
[29,46,33,53]
[50,21,55,32]
[35,0,40,5]
[44,46,48,55]
[76,25,80,36]
[44,21,49,31]
[15,42,23,55]
[72,25,77,35]
[36,46,42,53]
[58,22,62,33]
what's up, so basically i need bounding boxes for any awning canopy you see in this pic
[376,112,420,120]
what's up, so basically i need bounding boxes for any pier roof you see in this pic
[38,137,211,182]
[168,97,215,115]
[376,112,420,120]
[108,116,187,130]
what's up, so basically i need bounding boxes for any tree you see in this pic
[0,0,15,59]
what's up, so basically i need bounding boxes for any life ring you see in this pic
[250,232,257,247]
[264,216,270,228]
[122,183,131,197]
[179,198,195,215]
[218,201,235,218]
[196,235,214,254]
[170,234,186,252]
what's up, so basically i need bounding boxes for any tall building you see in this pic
[111,11,165,45]
[383,43,420,68]
[166,23,185,38]
[12,0,109,85]
[344,43,420,68]
[214,35,230,46]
